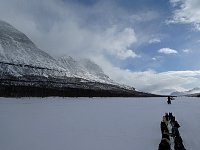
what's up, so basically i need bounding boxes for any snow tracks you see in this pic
[158,112,186,150]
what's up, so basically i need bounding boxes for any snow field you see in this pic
[0,97,199,150]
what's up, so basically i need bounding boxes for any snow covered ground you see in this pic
[0,97,199,150]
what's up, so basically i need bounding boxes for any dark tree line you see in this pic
[0,84,143,97]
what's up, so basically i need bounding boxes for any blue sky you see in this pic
[0,0,200,94]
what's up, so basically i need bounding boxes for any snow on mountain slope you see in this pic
[58,56,113,83]
[79,59,111,81]
[170,91,185,96]
[170,87,200,96]
[187,87,200,94]
[0,20,61,69]
[0,20,69,77]
[0,20,116,84]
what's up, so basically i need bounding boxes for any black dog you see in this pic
[162,133,170,141]
[172,127,180,137]
[174,136,186,150]
[169,112,173,120]
[161,121,168,134]
[174,121,180,128]
[165,113,169,121]
[158,139,170,150]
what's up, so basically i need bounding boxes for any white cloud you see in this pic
[0,0,139,60]
[98,27,139,59]
[148,38,161,44]
[152,57,157,61]
[93,55,200,95]
[158,48,178,54]
[130,10,159,23]
[183,49,192,53]
[169,0,200,31]
[169,0,182,6]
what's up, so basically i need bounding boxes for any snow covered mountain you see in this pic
[57,56,113,83]
[170,87,200,96]
[0,20,67,77]
[170,91,186,96]
[0,20,61,68]
[0,20,113,83]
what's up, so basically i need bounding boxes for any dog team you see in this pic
[158,112,186,150]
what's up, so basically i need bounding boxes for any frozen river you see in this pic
[0,97,199,150]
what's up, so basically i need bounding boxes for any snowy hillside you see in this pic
[57,56,113,83]
[0,20,63,70]
[0,20,114,84]
[0,97,199,150]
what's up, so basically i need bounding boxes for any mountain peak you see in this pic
[0,20,35,47]
[0,20,13,28]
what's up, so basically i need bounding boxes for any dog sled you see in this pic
[158,112,186,150]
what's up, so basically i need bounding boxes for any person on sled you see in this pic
[167,96,172,104]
